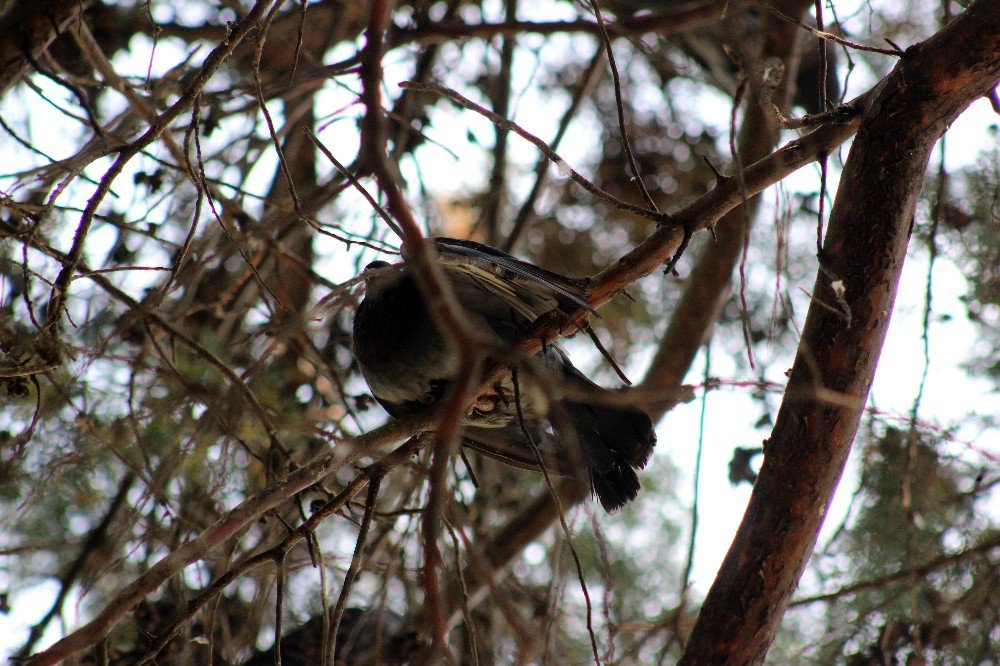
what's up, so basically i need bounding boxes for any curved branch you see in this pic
[680,1,1000,662]
[790,532,1000,607]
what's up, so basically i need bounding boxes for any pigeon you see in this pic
[351,237,656,512]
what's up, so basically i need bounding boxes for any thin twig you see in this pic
[790,533,1000,606]
[680,345,711,599]
[586,0,658,212]
[504,47,605,251]
[510,369,600,665]
[274,555,286,666]
[730,78,757,371]
[421,359,481,652]
[330,473,383,664]
[305,128,403,238]
[400,80,667,224]
[15,475,136,657]
[445,521,480,666]
[766,5,904,56]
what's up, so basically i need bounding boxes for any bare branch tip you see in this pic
[702,155,726,181]
[883,37,905,55]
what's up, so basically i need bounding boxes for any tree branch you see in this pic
[22,415,426,666]
[679,2,1000,662]
[0,0,90,96]
[639,0,815,419]
[395,0,725,45]
[790,532,1000,607]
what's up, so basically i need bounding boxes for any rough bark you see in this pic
[679,2,1000,663]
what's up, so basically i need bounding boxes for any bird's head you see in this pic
[360,259,406,299]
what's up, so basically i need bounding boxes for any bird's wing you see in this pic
[434,237,596,317]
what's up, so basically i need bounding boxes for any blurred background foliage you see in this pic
[0,0,997,663]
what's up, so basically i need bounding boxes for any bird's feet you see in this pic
[469,385,513,416]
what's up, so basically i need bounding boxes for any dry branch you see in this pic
[396,0,726,44]
[790,532,1000,607]
[639,0,815,419]
[22,416,426,666]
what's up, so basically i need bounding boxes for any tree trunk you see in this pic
[680,2,1000,662]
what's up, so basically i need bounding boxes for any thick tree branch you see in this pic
[639,0,814,419]
[408,78,864,363]
[395,0,725,44]
[585,107,862,305]
[679,2,1000,662]
[0,0,90,96]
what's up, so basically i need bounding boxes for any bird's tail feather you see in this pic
[557,399,656,512]
[458,398,656,513]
